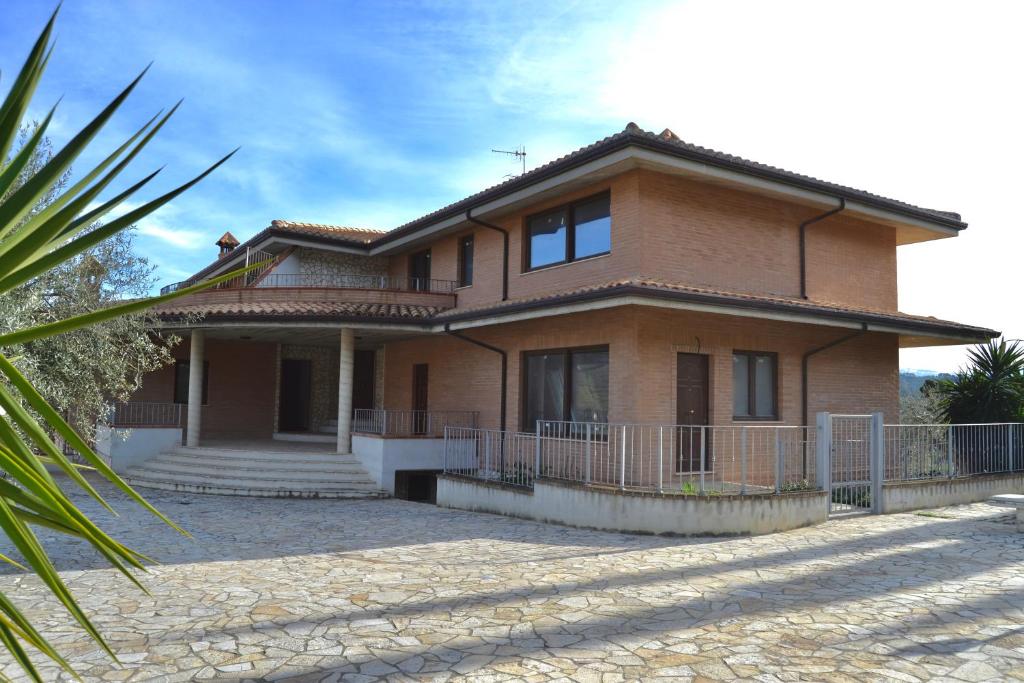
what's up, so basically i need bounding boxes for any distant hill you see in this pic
[900,371,954,397]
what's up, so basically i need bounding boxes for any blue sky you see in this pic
[2,1,1022,371]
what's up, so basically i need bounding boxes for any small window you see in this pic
[733,352,776,420]
[458,234,474,287]
[523,347,609,429]
[526,192,610,270]
[174,360,209,405]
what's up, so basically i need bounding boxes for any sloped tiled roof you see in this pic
[269,220,384,244]
[434,277,996,340]
[155,300,441,322]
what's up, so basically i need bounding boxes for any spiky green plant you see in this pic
[932,339,1024,424]
[0,10,261,680]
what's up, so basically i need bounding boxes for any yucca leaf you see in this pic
[0,103,55,199]
[0,8,56,163]
[0,251,262,347]
[0,148,236,295]
[0,65,149,242]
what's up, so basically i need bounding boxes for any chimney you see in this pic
[215,231,240,259]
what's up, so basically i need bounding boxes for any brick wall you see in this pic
[131,337,278,439]
[385,167,899,313]
[381,306,899,431]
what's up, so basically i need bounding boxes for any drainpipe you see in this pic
[465,207,509,302]
[801,324,867,477]
[799,198,846,299]
[444,324,507,431]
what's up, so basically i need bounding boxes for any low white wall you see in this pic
[96,425,182,475]
[438,476,827,536]
[353,435,473,494]
[883,473,1024,513]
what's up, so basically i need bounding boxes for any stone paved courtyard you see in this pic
[0,476,1022,682]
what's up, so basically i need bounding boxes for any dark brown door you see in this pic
[676,353,709,472]
[409,249,431,291]
[352,350,376,412]
[412,363,429,434]
[279,359,312,432]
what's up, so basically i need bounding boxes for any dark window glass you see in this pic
[572,195,611,260]
[732,352,776,419]
[528,208,568,270]
[523,347,609,429]
[174,360,209,405]
[458,235,474,287]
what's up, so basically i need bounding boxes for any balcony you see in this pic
[156,272,458,314]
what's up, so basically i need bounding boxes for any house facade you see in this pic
[123,124,996,495]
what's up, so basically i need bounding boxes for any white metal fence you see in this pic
[354,409,478,438]
[444,419,1024,498]
[445,422,818,494]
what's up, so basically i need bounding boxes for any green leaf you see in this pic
[0,7,56,164]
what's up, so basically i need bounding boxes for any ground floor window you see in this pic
[522,346,608,427]
[732,351,777,419]
[173,360,209,405]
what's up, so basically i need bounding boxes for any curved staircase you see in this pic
[123,444,384,498]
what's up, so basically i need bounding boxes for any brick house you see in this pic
[121,123,996,496]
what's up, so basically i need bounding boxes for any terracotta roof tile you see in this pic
[155,300,440,321]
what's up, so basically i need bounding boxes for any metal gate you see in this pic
[817,412,883,517]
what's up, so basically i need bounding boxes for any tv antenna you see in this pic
[492,145,526,177]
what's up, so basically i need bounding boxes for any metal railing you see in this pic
[444,422,818,494]
[160,247,276,294]
[353,409,478,438]
[884,422,1024,481]
[161,271,457,295]
[107,402,184,428]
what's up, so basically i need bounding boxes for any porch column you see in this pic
[185,329,204,448]
[336,327,355,454]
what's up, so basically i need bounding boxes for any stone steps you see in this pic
[124,445,385,499]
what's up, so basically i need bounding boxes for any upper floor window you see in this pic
[458,234,474,287]
[409,249,431,291]
[526,192,611,271]
[733,351,777,420]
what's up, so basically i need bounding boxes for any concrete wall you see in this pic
[438,475,827,536]
[96,425,182,474]
[353,435,455,494]
[883,473,1024,513]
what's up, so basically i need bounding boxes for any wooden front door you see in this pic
[352,350,376,412]
[409,249,431,291]
[412,363,429,434]
[676,353,709,472]
[279,359,312,432]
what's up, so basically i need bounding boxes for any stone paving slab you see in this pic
[0,476,1021,681]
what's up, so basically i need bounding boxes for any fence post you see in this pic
[1009,423,1015,473]
[443,426,449,473]
[699,428,706,496]
[870,412,884,515]
[657,426,664,494]
[534,420,542,480]
[774,428,783,494]
[620,425,627,490]
[485,432,492,480]
[815,412,831,494]
[740,427,748,495]
[381,410,388,436]
[585,422,593,485]
[947,425,955,479]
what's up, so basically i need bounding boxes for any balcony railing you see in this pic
[107,402,183,428]
[160,272,457,295]
[353,409,478,438]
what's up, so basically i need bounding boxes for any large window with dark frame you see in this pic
[525,192,611,271]
[522,346,609,429]
[732,351,777,420]
[173,360,209,405]
[458,234,474,287]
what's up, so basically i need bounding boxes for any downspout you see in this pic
[799,198,846,299]
[465,207,509,302]
[444,324,507,431]
[801,324,867,476]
